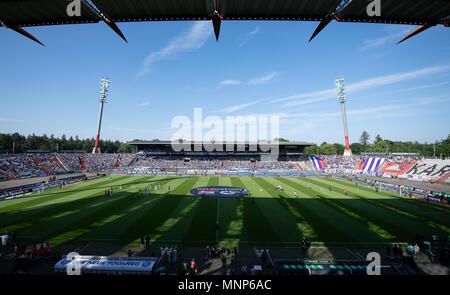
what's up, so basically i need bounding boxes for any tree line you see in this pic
[304,132,450,158]
[1,132,449,157]
[0,133,136,154]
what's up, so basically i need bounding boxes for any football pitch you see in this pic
[1,176,449,249]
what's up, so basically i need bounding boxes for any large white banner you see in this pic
[54,256,155,274]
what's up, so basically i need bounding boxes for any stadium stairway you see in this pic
[435,172,450,184]
[293,163,302,171]
[0,169,13,180]
[127,155,139,167]
[55,155,70,172]
[378,160,417,176]
[79,156,87,170]
[31,155,49,176]
[114,155,121,169]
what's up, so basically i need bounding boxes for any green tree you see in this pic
[319,143,337,155]
[359,131,370,152]
[304,145,318,156]
[367,140,389,153]
[349,143,363,155]
[273,138,289,142]
[333,143,345,155]
[374,134,382,144]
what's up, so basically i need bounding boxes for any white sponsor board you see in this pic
[54,255,156,275]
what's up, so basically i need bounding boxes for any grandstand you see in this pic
[0,153,136,179]
[128,140,313,162]
[307,154,450,184]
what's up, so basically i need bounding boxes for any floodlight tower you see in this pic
[336,76,352,156]
[92,77,110,154]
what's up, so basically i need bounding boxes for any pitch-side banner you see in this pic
[54,256,155,274]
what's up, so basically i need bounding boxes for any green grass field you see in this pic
[1,176,449,249]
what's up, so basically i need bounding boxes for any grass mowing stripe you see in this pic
[249,177,305,243]
[314,177,450,230]
[0,176,128,212]
[150,177,209,244]
[304,178,420,240]
[185,177,220,244]
[215,177,247,247]
[16,177,149,243]
[301,177,450,239]
[327,177,450,213]
[229,177,282,247]
[68,176,180,244]
[252,178,319,241]
[0,177,138,233]
[117,177,200,244]
[273,177,378,243]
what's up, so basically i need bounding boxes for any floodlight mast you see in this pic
[92,77,110,154]
[336,76,352,156]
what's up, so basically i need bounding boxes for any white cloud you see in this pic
[137,21,212,78]
[249,72,278,85]
[275,65,450,107]
[278,96,450,120]
[248,27,260,36]
[391,81,450,94]
[0,118,21,122]
[361,29,410,51]
[137,102,151,107]
[218,80,242,88]
[217,98,267,114]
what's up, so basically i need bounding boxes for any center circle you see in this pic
[190,186,247,199]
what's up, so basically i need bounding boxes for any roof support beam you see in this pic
[212,0,222,41]
[1,21,45,46]
[396,24,435,45]
[85,0,127,43]
[396,15,448,45]
[309,0,353,43]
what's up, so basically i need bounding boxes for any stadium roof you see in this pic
[1,0,449,46]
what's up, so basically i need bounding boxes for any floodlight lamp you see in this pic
[99,76,110,103]
[336,76,346,104]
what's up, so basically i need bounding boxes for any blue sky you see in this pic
[0,20,449,145]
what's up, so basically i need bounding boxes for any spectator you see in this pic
[145,235,150,249]
[241,264,248,275]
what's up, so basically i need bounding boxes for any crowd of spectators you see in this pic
[131,156,296,170]
[56,153,136,171]
[0,153,137,179]
[118,153,136,168]
[82,154,119,171]
[31,154,66,175]
[316,155,366,170]
[0,154,45,178]
[56,153,82,171]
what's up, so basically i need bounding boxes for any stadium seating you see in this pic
[0,154,44,179]
[31,154,67,175]
[56,153,83,171]
[57,153,136,172]
[378,158,417,175]
[404,159,450,181]
[360,157,385,172]
[130,156,296,170]
[1,152,449,183]
[310,155,366,170]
